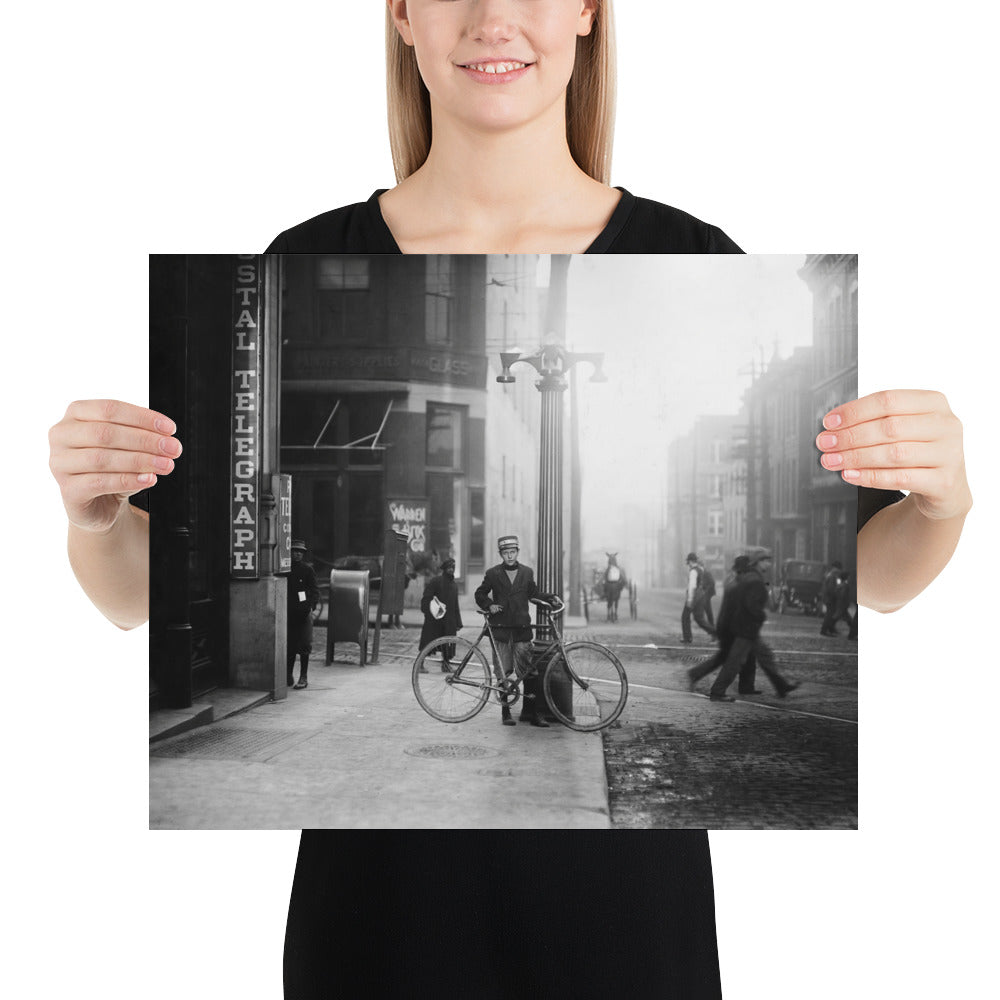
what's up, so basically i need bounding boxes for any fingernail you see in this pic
[818,434,838,449]
[154,456,173,472]
[842,469,861,480]
[822,453,844,468]
[824,413,843,429]
[154,418,176,434]
[138,473,154,485]
[158,437,179,455]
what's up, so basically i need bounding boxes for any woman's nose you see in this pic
[468,0,518,46]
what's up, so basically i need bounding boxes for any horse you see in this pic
[603,552,627,623]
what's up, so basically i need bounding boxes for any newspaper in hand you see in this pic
[430,596,446,620]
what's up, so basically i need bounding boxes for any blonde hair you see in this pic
[385,1,617,184]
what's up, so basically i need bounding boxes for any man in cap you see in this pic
[287,539,319,690]
[418,556,463,673]
[475,535,555,727]
[681,552,717,643]
[820,561,845,636]
[708,548,773,702]
[687,554,751,689]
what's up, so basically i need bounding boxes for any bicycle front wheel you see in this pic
[412,636,492,723]
[542,641,628,732]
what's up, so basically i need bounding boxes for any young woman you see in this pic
[47,2,971,998]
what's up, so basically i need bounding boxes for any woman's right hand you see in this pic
[48,400,181,533]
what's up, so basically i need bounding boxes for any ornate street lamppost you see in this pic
[497,341,607,714]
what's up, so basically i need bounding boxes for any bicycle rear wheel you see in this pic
[542,641,628,732]
[412,636,492,723]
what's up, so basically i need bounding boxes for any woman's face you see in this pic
[390,0,596,136]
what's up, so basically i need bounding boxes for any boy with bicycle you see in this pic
[474,535,560,728]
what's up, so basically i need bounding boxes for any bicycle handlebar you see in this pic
[476,597,565,617]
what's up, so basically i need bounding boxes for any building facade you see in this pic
[150,253,549,712]
[800,254,859,571]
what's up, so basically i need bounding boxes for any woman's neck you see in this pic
[379,113,619,254]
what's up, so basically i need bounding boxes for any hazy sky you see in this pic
[555,256,813,552]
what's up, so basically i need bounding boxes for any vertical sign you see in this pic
[231,254,263,578]
[276,474,293,574]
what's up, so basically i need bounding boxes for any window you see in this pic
[469,489,485,564]
[425,256,453,345]
[708,511,723,536]
[316,257,371,341]
[317,257,370,290]
[426,403,464,470]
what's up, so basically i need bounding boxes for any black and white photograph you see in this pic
[148,253,858,830]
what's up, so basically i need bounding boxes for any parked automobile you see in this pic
[774,559,827,615]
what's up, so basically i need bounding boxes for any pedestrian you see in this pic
[681,552,717,643]
[474,535,552,728]
[287,539,319,690]
[708,548,774,702]
[820,561,844,636]
[688,555,797,698]
[418,556,462,673]
[687,555,750,689]
[834,572,857,638]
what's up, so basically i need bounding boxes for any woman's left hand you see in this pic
[816,389,972,521]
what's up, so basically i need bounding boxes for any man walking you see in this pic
[475,535,550,728]
[820,561,844,636]
[708,548,773,702]
[418,557,462,673]
[681,552,716,643]
[287,539,319,690]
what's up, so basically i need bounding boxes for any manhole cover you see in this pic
[405,744,497,760]
[151,726,310,761]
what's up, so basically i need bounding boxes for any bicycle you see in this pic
[411,598,628,732]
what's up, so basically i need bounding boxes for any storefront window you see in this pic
[469,489,485,565]
[426,403,464,470]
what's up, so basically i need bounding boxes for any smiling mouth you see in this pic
[460,61,531,75]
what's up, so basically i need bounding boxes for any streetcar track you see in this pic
[627,681,857,725]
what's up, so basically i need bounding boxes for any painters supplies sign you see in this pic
[230,255,263,578]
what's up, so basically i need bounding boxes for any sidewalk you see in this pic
[149,594,608,830]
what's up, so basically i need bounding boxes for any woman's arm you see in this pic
[816,390,971,612]
[49,400,181,629]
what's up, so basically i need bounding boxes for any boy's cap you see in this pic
[498,535,519,552]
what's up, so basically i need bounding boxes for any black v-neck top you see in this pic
[271,194,898,999]
[265,187,743,255]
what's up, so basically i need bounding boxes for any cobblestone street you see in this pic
[579,587,857,828]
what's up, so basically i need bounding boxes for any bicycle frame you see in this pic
[445,613,583,704]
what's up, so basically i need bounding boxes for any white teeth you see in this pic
[466,61,526,74]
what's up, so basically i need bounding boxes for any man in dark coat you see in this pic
[287,539,320,690]
[708,548,773,702]
[418,557,463,672]
[820,561,844,636]
[474,534,550,727]
[687,555,751,689]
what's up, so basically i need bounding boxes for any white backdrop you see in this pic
[5,3,998,998]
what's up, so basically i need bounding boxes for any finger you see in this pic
[57,420,183,459]
[62,399,177,435]
[823,390,950,431]
[62,471,160,505]
[839,466,947,494]
[51,447,176,477]
[819,438,952,473]
[815,411,944,454]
